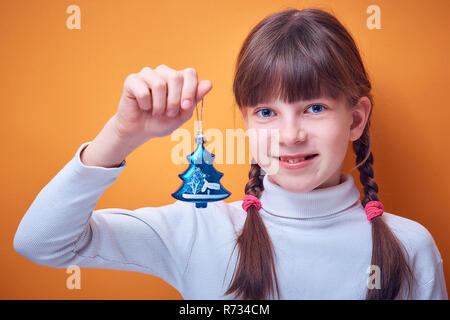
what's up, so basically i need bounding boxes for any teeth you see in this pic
[280,157,305,163]
[278,154,317,163]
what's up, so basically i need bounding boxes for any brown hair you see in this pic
[226,7,416,300]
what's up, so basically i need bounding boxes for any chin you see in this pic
[269,175,316,193]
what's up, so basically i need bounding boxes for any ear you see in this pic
[349,96,371,142]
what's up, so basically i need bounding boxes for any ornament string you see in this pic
[195,98,204,137]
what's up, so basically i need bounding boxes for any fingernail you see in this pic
[182,99,192,108]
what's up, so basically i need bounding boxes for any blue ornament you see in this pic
[171,133,231,208]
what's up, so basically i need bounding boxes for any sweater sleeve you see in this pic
[413,260,448,300]
[13,141,196,291]
[403,220,449,300]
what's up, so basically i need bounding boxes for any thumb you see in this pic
[195,80,213,103]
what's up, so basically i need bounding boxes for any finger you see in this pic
[125,74,152,111]
[196,79,213,102]
[138,66,167,117]
[178,79,213,121]
[187,80,213,109]
[154,65,183,117]
[180,67,199,111]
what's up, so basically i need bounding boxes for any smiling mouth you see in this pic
[276,154,319,163]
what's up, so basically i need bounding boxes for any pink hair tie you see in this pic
[242,194,262,212]
[365,201,384,222]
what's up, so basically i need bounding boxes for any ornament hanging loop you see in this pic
[195,97,206,145]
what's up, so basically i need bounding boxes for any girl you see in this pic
[14,8,447,300]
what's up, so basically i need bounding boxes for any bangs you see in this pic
[234,17,353,108]
[249,54,342,107]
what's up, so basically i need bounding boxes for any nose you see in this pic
[279,123,307,146]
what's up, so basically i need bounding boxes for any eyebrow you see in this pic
[256,99,333,108]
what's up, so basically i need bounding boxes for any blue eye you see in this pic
[255,104,325,118]
[306,104,325,113]
[255,108,275,118]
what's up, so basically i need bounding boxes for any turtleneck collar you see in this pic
[259,172,361,219]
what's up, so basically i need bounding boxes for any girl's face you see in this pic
[240,95,371,193]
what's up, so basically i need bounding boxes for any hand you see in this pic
[112,65,212,149]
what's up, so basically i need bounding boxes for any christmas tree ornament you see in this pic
[171,98,231,208]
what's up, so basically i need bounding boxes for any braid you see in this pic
[224,162,281,300]
[353,124,415,299]
[352,124,379,206]
[245,163,265,197]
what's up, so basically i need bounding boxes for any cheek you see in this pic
[247,126,279,163]
[316,123,349,158]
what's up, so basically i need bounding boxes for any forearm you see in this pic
[81,114,138,168]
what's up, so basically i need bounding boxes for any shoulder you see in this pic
[133,199,246,230]
[381,211,443,285]
[209,199,246,228]
[381,212,441,259]
[97,199,246,229]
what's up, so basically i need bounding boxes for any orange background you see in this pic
[1,0,449,299]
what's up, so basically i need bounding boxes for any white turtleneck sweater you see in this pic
[13,142,448,300]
